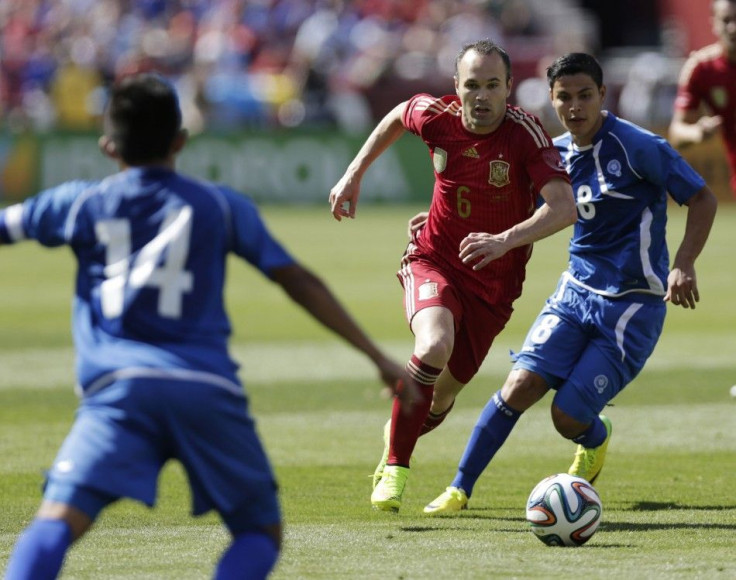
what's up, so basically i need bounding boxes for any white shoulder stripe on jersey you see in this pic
[592,141,634,199]
[519,110,549,147]
[608,131,644,180]
[429,102,460,116]
[413,97,460,116]
[3,204,26,241]
[680,44,721,84]
[412,97,438,112]
[413,95,438,106]
[506,108,549,149]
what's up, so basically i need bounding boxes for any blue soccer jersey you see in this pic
[0,167,295,393]
[512,112,708,422]
[554,112,705,297]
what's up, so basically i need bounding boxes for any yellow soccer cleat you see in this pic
[568,415,613,484]
[423,486,468,514]
[371,465,409,512]
[372,419,392,490]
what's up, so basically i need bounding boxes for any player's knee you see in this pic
[412,311,455,365]
[37,502,94,542]
[415,332,453,365]
[500,369,547,412]
[263,523,282,551]
[38,483,114,542]
[551,405,587,439]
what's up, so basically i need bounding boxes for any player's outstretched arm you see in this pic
[668,108,723,148]
[665,185,718,309]
[329,101,408,221]
[271,263,419,411]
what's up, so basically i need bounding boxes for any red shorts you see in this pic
[397,252,513,384]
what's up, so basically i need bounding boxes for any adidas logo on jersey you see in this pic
[462,147,479,158]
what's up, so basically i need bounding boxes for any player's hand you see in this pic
[376,359,420,415]
[329,174,361,221]
[407,212,428,239]
[664,266,699,309]
[387,378,421,415]
[459,232,509,270]
[697,115,723,140]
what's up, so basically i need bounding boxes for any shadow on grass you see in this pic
[628,501,736,512]
[397,502,736,535]
[399,526,444,533]
[396,524,641,549]
[602,520,736,532]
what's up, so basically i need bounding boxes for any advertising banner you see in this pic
[0,130,436,205]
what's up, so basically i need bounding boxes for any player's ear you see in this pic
[600,84,607,103]
[98,136,119,160]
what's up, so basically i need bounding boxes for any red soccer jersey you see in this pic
[402,93,569,306]
[674,43,736,193]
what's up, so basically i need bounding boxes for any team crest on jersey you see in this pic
[418,281,439,300]
[433,147,447,173]
[606,159,622,177]
[710,86,728,108]
[488,160,510,187]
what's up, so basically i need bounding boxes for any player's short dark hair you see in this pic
[455,39,512,82]
[105,73,182,165]
[546,53,604,89]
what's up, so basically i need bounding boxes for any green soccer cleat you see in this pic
[423,486,468,514]
[372,419,392,490]
[371,465,409,512]
[568,415,613,484]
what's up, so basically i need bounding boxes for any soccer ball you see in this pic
[525,473,602,546]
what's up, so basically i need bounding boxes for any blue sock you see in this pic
[214,531,279,580]
[5,518,72,580]
[451,391,521,497]
[572,415,607,447]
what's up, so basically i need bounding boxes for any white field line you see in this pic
[0,336,734,390]
[261,403,736,466]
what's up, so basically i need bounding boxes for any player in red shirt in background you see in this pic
[329,39,577,512]
[670,0,736,197]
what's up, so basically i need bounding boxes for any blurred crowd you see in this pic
[1,0,595,134]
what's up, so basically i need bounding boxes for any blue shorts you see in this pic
[512,273,666,423]
[43,376,280,534]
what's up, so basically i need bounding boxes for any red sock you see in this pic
[420,400,455,435]
[388,355,442,466]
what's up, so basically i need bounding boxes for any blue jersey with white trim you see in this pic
[0,167,295,392]
[554,112,705,297]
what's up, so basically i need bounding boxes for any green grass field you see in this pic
[1,203,734,579]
